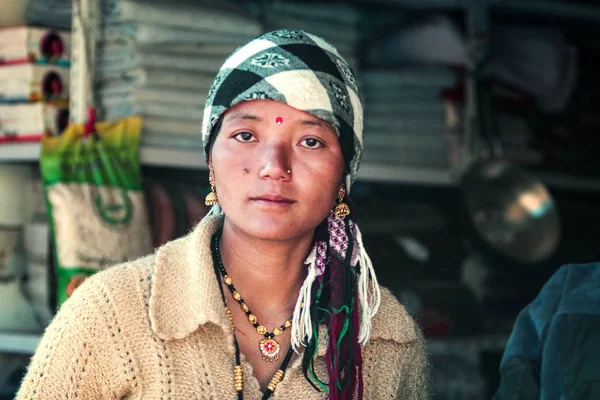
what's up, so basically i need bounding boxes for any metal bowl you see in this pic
[461,158,561,264]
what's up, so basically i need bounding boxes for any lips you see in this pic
[251,194,295,204]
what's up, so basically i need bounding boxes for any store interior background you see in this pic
[2,0,600,398]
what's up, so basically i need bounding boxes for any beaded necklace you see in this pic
[211,231,296,400]
[213,238,293,362]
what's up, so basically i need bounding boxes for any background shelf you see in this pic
[0,332,41,355]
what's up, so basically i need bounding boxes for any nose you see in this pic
[258,141,292,181]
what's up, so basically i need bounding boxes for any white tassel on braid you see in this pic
[291,244,318,351]
[354,223,382,346]
[206,204,224,217]
[291,217,382,351]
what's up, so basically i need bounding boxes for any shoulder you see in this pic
[559,262,600,286]
[546,263,600,313]
[18,257,159,399]
[370,285,422,344]
[364,286,431,399]
[62,253,158,319]
[82,253,157,293]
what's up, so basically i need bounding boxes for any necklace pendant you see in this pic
[259,338,281,362]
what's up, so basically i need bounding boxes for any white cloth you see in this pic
[360,68,457,90]
[97,47,225,75]
[269,0,361,26]
[97,67,214,92]
[485,25,577,112]
[104,0,261,37]
[100,23,257,47]
[365,15,466,67]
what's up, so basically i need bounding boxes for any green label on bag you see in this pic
[93,187,134,226]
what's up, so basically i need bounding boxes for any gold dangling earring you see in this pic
[205,170,219,206]
[334,184,350,218]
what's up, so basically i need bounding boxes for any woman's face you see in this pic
[210,100,345,242]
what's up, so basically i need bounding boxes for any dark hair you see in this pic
[204,115,224,160]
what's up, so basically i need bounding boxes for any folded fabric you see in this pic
[141,103,203,122]
[100,23,257,47]
[99,86,204,109]
[99,40,238,58]
[264,17,359,46]
[269,0,361,26]
[365,15,467,68]
[262,22,356,56]
[143,117,199,137]
[97,67,214,92]
[365,101,445,118]
[365,131,448,150]
[100,101,203,122]
[486,24,577,113]
[360,68,457,89]
[0,26,70,66]
[141,132,203,149]
[364,117,446,135]
[131,87,203,107]
[99,103,142,121]
[103,0,261,37]
[0,102,68,141]
[357,9,409,43]
[363,87,444,102]
[25,0,72,29]
[0,63,69,103]
[97,47,224,75]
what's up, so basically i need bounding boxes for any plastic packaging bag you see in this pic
[41,115,152,306]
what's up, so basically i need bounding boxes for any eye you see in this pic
[300,138,323,149]
[233,131,257,143]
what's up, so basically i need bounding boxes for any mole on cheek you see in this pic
[244,168,250,173]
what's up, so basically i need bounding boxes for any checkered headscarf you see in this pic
[201,29,364,189]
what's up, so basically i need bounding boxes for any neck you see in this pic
[218,218,312,315]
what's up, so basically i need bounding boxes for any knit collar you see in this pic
[149,214,230,341]
[148,214,416,352]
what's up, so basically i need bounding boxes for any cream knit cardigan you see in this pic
[16,215,430,399]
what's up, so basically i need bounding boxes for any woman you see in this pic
[17,29,429,399]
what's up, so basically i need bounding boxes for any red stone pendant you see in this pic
[259,338,281,362]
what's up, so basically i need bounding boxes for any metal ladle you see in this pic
[460,80,561,264]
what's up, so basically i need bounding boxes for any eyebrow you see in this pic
[301,119,334,132]
[224,112,263,123]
